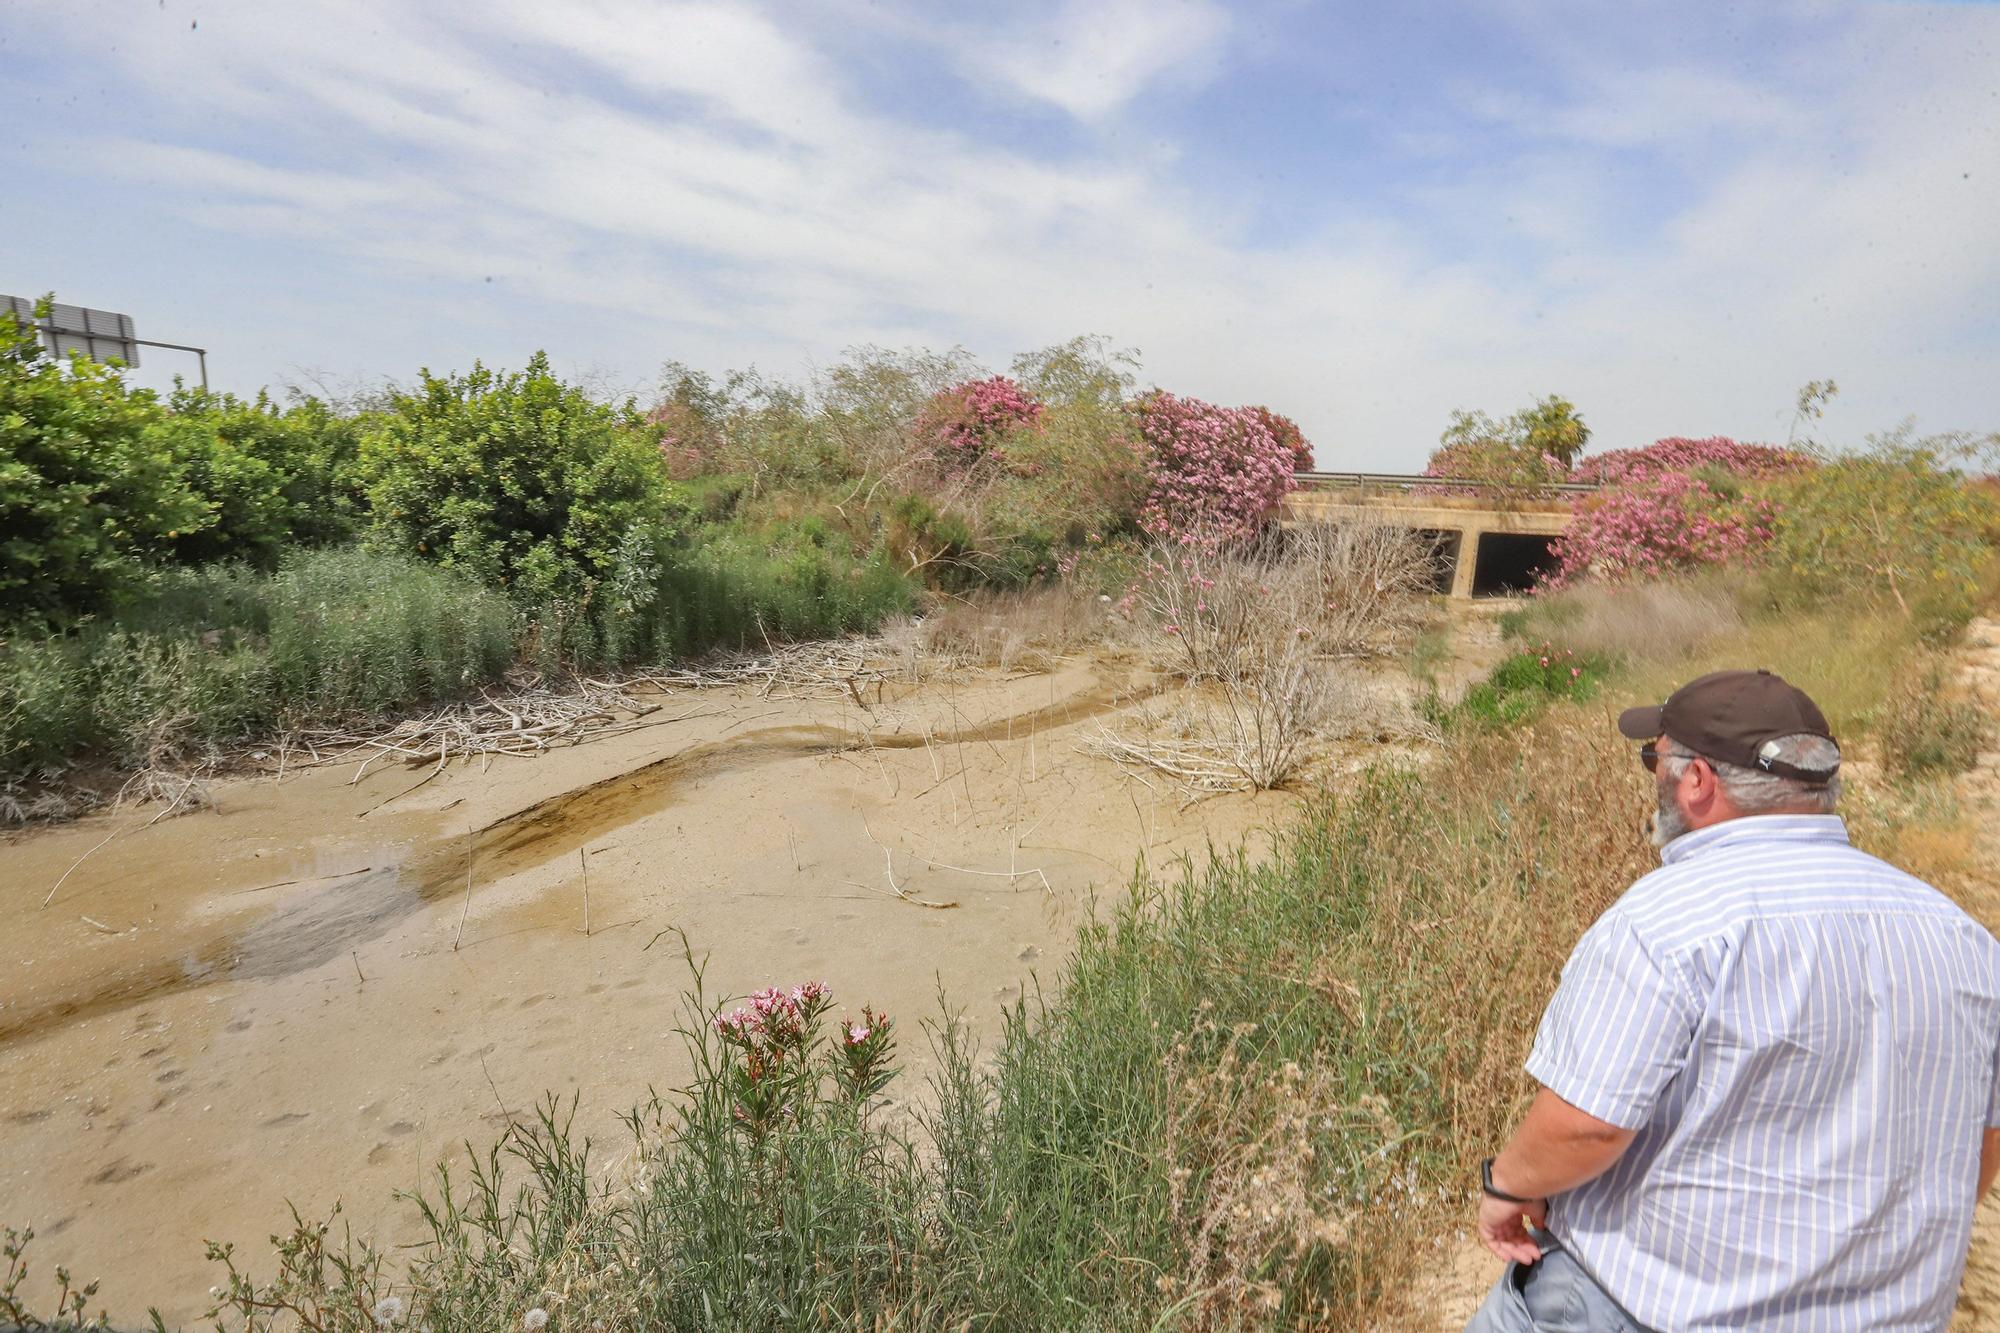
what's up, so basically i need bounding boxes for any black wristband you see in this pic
[1481,1156,1538,1205]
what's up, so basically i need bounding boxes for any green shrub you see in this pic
[0,550,516,785]
[0,307,209,624]
[1445,644,1608,729]
[1762,431,2000,638]
[357,353,690,606]
[154,389,368,566]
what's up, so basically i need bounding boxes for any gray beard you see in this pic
[1652,786,1691,850]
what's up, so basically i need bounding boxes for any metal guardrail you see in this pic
[1295,470,1601,495]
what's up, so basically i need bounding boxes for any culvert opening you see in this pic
[1470,532,1558,597]
[1411,529,1462,594]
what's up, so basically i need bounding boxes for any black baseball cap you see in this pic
[1618,669,1839,784]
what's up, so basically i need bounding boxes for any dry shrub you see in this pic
[1109,523,1433,789]
[918,584,1109,670]
[1873,655,1991,778]
[1158,1029,1366,1327]
[1522,576,1742,666]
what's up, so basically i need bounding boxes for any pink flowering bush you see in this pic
[1568,436,1808,486]
[1547,437,1810,587]
[1245,406,1314,471]
[646,398,720,481]
[1133,391,1297,545]
[914,375,1045,475]
[711,980,901,1145]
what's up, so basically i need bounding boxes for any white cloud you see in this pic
[972,0,1231,118]
[8,0,1998,465]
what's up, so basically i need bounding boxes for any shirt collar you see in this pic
[1659,813,1851,866]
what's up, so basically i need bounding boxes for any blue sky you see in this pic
[4,0,1996,467]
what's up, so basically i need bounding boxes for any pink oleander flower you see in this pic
[915,376,1045,475]
[1132,391,1298,545]
[1541,437,1814,590]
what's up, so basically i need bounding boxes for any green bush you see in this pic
[1445,644,1608,729]
[646,534,916,662]
[0,308,209,624]
[153,389,367,566]
[357,353,690,606]
[1762,432,2000,639]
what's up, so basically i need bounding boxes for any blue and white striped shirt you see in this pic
[1528,815,2000,1331]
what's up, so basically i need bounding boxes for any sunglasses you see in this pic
[1640,742,1703,775]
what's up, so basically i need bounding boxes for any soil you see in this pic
[0,652,1294,1325]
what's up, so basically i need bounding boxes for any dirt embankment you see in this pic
[0,653,1291,1325]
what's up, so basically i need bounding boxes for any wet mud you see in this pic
[0,676,1156,1048]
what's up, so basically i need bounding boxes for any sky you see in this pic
[3,0,1997,469]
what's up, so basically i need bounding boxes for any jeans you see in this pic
[1463,1239,1648,1333]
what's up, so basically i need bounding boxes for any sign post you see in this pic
[2,295,208,390]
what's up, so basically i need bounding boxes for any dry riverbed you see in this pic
[2,652,1294,1324]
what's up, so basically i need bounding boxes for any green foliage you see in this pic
[157,388,367,563]
[1009,334,1140,412]
[0,307,209,623]
[1426,394,1590,490]
[648,532,916,660]
[0,550,517,784]
[1443,644,1608,729]
[357,353,689,605]
[1761,431,2000,638]
[1515,394,1591,468]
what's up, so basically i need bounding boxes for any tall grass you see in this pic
[0,551,518,787]
[1,539,918,799]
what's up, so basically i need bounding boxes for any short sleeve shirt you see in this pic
[1529,816,2000,1331]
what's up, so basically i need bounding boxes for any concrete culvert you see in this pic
[1470,532,1558,597]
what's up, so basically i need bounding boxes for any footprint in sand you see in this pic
[261,1112,310,1129]
[386,1120,416,1137]
[226,1018,254,1033]
[4,1109,53,1125]
[91,1158,152,1185]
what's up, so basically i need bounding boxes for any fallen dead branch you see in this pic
[1080,728,1264,794]
[631,639,902,700]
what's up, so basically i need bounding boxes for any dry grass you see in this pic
[916,584,1111,671]
[1514,575,1743,665]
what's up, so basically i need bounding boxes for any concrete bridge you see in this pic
[1283,472,1597,599]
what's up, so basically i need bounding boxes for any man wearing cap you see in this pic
[1466,669,2000,1331]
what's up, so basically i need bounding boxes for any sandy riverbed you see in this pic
[1,653,1297,1324]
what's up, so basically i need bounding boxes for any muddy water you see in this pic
[1,658,1283,1324]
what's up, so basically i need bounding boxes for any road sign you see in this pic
[3,295,208,388]
[3,296,142,366]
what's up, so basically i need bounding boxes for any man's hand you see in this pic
[1477,1192,1548,1266]
[1476,1088,1638,1267]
